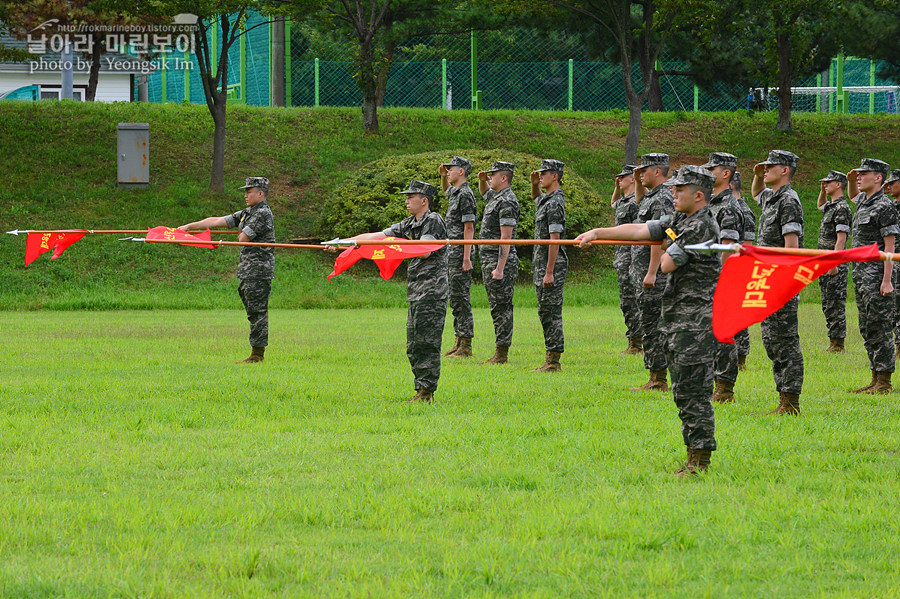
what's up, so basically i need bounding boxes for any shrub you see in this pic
[321,149,609,275]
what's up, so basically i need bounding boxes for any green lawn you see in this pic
[2,304,898,597]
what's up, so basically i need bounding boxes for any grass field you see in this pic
[2,304,899,598]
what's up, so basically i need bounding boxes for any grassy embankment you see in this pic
[2,101,899,310]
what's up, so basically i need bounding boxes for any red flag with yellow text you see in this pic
[328,236,445,281]
[713,244,882,343]
[25,231,87,265]
[146,226,216,248]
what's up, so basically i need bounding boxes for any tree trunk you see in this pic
[375,39,395,108]
[85,39,102,101]
[624,92,642,165]
[210,98,226,192]
[271,17,285,107]
[775,30,793,132]
[648,69,664,111]
[358,39,380,133]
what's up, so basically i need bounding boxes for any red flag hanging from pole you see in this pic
[146,227,217,248]
[328,236,446,281]
[24,231,87,265]
[713,244,882,343]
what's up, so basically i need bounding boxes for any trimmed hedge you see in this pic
[322,149,608,274]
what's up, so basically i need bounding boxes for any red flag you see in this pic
[328,236,445,281]
[713,244,882,343]
[146,227,216,248]
[24,231,87,265]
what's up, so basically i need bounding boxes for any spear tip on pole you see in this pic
[6,229,22,235]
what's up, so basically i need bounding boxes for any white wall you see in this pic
[0,71,132,102]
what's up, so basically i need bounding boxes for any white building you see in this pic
[0,31,147,102]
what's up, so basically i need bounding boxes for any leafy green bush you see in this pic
[321,149,608,274]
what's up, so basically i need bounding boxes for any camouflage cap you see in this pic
[536,159,565,174]
[616,164,637,178]
[885,169,900,185]
[399,179,437,200]
[634,153,669,170]
[819,170,848,184]
[486,160,515,174]
[238,176,269,191]
[758,149,799,167]
[702,152,738,169]
[855,158,890,177]
[664,165,715,190]
[442,156,472,175]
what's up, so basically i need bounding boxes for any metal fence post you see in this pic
[568,59,573,110]
[240,26,246,104]
[693,85,698,111]
[285,19,292,107]
[836,52,846,114]
[829,59,834,113]
[184,50,190,102]
[816,73,822,113]
[442,58,447,109]
[870,59,876,114]
[314,58,320,107]
[161,51,167,102]
[470,30,479,110]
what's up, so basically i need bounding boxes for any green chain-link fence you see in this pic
[142,15,899,115]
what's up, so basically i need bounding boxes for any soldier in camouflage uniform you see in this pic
[750,150,805,414]
[883,169,900,357]
[337,180,449,403]
[731,171,755,370]
[439,156,478,358]
[530,159,568,372]
[612,164,642,355]
[702,153,745,403]
[846,159,899,394]
[180,176,275,363]
[477,161,521,364]
[631,153,675,391]
[816,170,853,353]
[577,165,721,476]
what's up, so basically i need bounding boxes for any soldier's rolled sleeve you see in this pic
[645,219,666,240]
[548,203,565,234]
[879,204,900,237]
[460,193,477,222]
[461,214,477,223]
[720,228,741,241]
[881,225,900,238]
[836,224,851,234]
[383,223,402,237]
[667,242,689,266]
[744,232,756,241]
[782,222,803,236]
[498,199,518,227]
[836,206,852,228]
[242,225,257,239]
[224,210,244,229]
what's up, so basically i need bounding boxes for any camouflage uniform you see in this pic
[734,190,757,359]
[385,180,450,393]
[851,176,899,375]
[631,163,675,373]
[707,186,744,385]
[613,166,641,339]
[443,167,478,339]
[888,169,900,348]
[653,167,721,451]
[755,151,804,395]
[480,162,520,348]
[817,171,852,340]
[532,171,567,353]
[226,178,276,349]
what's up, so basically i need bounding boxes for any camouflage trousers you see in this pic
[893,266,900,344]
[734,328,750,357]
[448,258,474,338]
[854,267,895,373]
[238,278,271,348]
[633,272,668,372]
[615,260,641,338]
[482,254,519,347]
[535,272,566,353]
[665,330,716,451]
[715,340,739,384]
[818,263,849,339]
[407,300,447,392]
[760,295,803,394]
